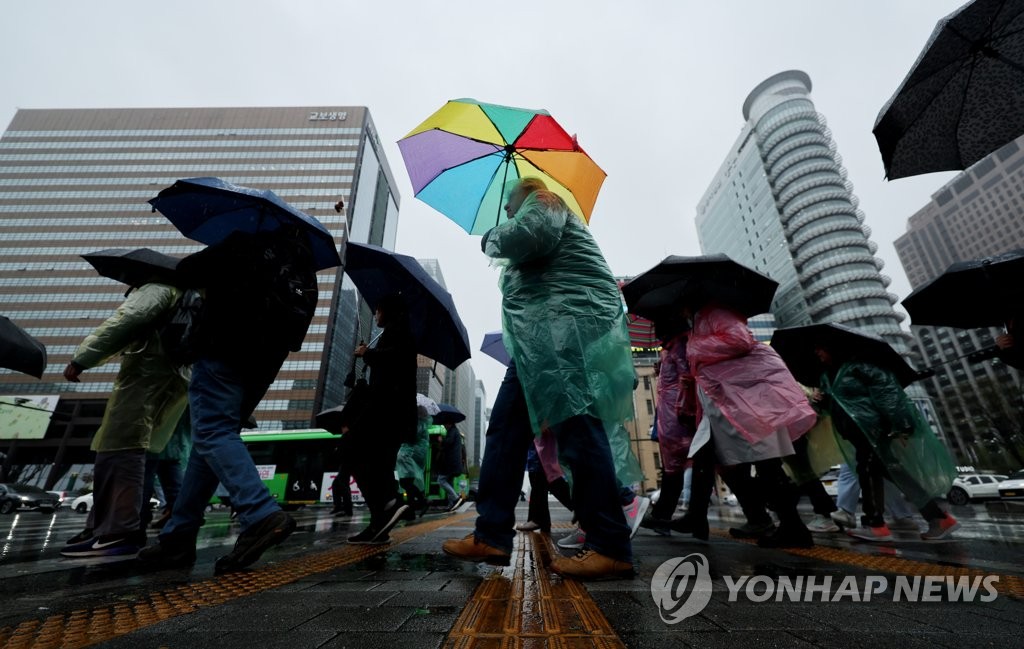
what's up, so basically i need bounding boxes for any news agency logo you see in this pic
[652,553,1000,625]
[650,553,714,623]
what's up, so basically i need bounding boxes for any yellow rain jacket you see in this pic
[72,283,189,453]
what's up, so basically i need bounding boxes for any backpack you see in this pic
[258,241,318,352]
[157,288,206,368]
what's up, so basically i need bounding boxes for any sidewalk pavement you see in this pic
[1,503,1022,648]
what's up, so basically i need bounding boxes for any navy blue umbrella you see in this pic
[343,242,471,370]
[480,330,511,366]
[434,403,466,425]
[149,177,342,270]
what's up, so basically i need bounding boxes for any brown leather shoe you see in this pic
[442,533,511,566]
[551,549,634,580]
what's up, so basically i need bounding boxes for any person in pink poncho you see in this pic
[671,301,818,548]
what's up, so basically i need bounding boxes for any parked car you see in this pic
[946,473,1008,506]
[0,483,61,514]
[47,491,68,508]
[70,492,160,513]
[997,470,1024,500]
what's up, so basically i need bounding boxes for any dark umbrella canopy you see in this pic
[621,254,779,319]
[902,248,1024,328]
[480,331,512,366]
[149,177,342,270]
[344,242,471,370]
[874,0,1024,179]
[770,323,920,387]
[81,248,181,287]
[433,403,466,425]
[0,316,47,379]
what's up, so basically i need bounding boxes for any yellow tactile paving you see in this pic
[710,527,1024,599]
[0,513,474,649]
[443,532,627,649]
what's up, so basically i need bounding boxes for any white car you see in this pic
[70,493,160,513]
[946,473,1008,506]
[997,470,1024,500]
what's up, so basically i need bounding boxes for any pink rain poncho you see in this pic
[687,305,816,464]
[655,333,696,474]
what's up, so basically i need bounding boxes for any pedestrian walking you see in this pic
[640,316,697,535]
[434,419,467,512]
[672,303,818,548]
[61,282,190,557]
[142,409,191,531]
[442,178,638,580]
[341,292,417,543]
[397,405,431,519]
[811,344,960,541]
[137,226,317,573]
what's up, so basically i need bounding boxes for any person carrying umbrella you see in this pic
[433,406,468,512]
[341,292,417,543]
[442,177,638,580]
[809,340,960,542]
[60,280,189,558]
[673,299,818,549]
[137,225,318,573]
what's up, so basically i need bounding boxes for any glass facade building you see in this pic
[0,107,400,484]
[697,71,907,348]
[696,71,945,442]
[894,136,1024,471]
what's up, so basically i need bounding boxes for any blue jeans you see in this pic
[836,463,917,519]
[437,474,459,507]
[474,363,631,563]
[161,357,281,540]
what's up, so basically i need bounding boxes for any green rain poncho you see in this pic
[483,190,639,481]
[396,416,431,491]
[824,361,956,507]
[72,283,190,454]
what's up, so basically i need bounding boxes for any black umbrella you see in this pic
[621,254,778,319]
[0,316,47,379]
[770,323,921,387]
[81,248,182,287]
[874,0,1024,179]
[343,242,471,370]
[902,248,1024,328]
[433,404,466,426]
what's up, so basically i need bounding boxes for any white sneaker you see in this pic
[622,496,651,539]
[556,526,586,550]
[830,509,857,529]
[806,514,840,533]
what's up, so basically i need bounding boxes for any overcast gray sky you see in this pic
[1,1,968,406]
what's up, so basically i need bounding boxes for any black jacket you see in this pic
[437,425,465,476]
[177,230,317,367]
[356,319,418,441]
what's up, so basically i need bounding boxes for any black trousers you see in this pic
[348,430,403,526]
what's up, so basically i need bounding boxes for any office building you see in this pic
[0,106,400,486]
[894,137,1024,471]
[697,70,907,348]
[695,70,945,441]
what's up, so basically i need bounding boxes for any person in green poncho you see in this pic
[61,282,189,558]
[812,344,959,542]
[396,405,431,518]
[442,178,637,580]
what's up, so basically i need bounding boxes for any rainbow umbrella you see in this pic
[397,98,606,234]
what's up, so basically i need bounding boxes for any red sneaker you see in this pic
[921,515,959,540]
[846,523,893,542]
